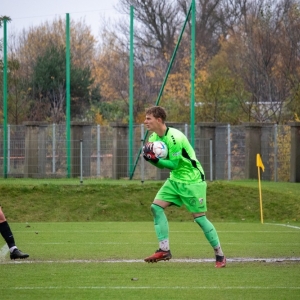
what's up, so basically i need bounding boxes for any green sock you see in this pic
[195,215,220,248]
[151,204,169,241]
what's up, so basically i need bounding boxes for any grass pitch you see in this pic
[0,222,299,300]
[0,179,299,299]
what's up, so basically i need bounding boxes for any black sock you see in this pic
[0,221,16,249]
[216,255,224,262]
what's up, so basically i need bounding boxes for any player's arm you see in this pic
[142,142,178,170]
[156,140,181,170]
[146,157,179,170]
[155,158,179,170]
[144,141,180,170]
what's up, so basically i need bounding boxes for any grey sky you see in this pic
[2,0,123,37]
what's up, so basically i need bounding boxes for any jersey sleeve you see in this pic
[156,158,179,170]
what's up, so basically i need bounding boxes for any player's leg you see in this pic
[0,206,29,260]
[152,202,170,250]
[181,182,226,268]
[144,180,181,263]
[194,214,226,267]
[144,202,172,263]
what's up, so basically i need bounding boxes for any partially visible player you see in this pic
[142,106,226,268]
[0,206,29,260]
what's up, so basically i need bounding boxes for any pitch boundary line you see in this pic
[266,223,300,230]
[1,257,300,264]
[1,286,300,290]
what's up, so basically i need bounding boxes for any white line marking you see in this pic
[13,230,300,233]
[1,257,299,264]
[22,242,300,245]
[0,286,299,290]
[265,223,300,230]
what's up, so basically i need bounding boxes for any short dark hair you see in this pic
[145,106,167,122]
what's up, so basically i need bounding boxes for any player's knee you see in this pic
[0,208,6,221]
[150,203,164,217]
[194,215,207,228]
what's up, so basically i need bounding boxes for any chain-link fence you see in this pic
[0,123,293,181]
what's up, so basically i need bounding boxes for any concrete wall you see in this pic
[24,122,47,178]
[289,122,300,182]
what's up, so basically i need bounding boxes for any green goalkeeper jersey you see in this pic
[148,127,205,183]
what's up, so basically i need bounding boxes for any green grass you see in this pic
[0,179,299,223]
[225,179,300,198]
[0,222,300,300]
[4,222,300,259]
[0,179,299,299]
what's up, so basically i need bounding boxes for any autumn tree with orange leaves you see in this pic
[1,0,299,125]
[2,18,100,123]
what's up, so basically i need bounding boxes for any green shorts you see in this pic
[155,179,207,213]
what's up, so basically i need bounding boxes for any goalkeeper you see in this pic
[142,106,226,268]
[0,206,29,260]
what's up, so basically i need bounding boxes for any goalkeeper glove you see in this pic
[142,142,159,163]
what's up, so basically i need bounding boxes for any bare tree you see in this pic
[117,0,183,61]
[221,0,300,123]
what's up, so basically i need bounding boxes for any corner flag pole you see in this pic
[256,154,265,224]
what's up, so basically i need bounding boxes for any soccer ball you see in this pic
[152,141,168,159]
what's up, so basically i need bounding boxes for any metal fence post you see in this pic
[80,139,83,184]
[227,124,231,180]
[7,124,10,174]
[141,124,145,183]
[209,139,213,181]
[274,124,278,182]
[52,123,56,174]
[97,124,101,177]
[185,123,188,139]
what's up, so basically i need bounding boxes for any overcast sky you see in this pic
[2,0,124,38]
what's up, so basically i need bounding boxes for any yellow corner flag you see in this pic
[256,153,265,172]
[256,154,264,224]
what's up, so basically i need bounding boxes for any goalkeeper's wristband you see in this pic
[151,157,159,163]
[143,154,159,163]
[143,154,150,161]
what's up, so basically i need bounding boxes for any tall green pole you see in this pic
[66,13,71,178]
[129,6,134,176]
[155,4,192,107]
[190,0,196,148]
[129,3,192,179]
[3,19,8,178]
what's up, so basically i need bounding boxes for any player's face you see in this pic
[144,114,161,132]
